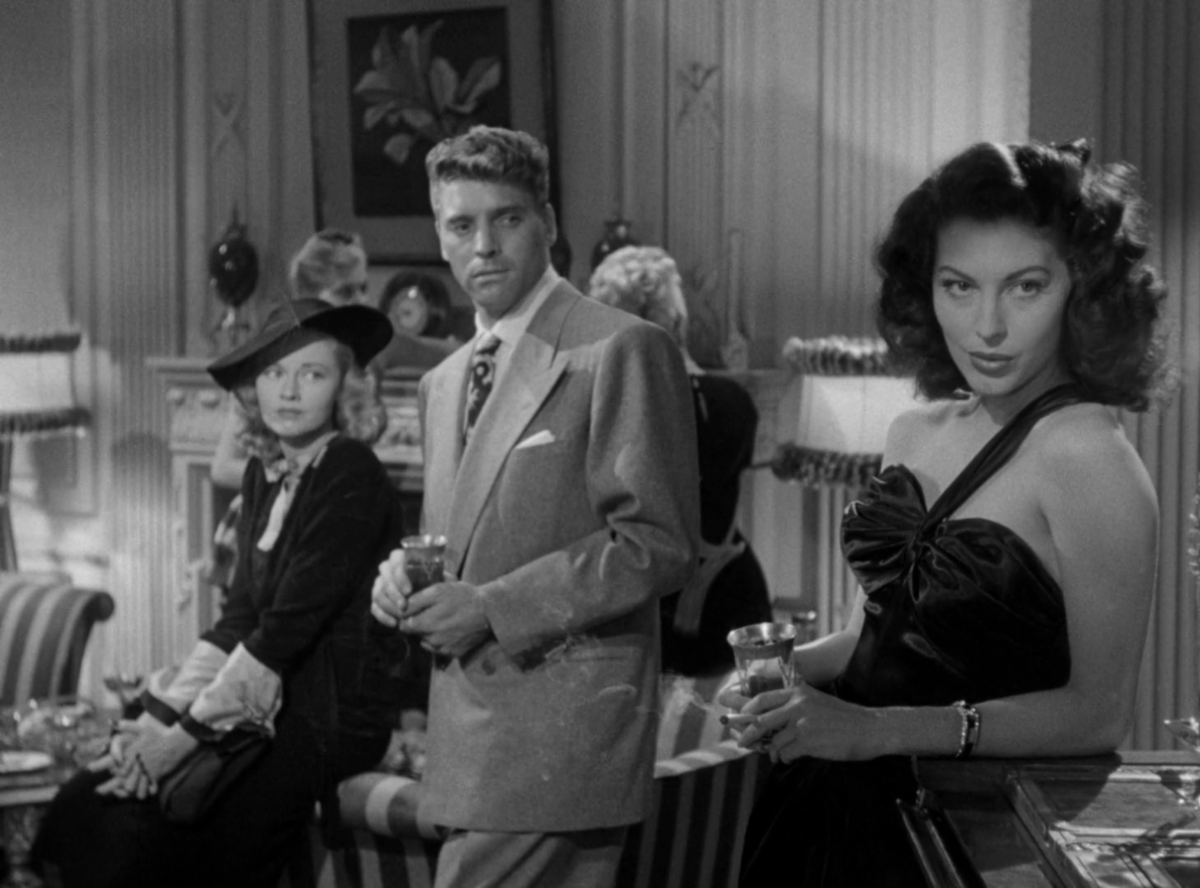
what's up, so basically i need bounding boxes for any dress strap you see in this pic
[924,383,1087,528]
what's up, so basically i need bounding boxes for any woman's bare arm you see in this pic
[740,408,1158,762]
[792,589,865,687]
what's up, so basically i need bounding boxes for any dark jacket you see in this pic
[206,435,418,761]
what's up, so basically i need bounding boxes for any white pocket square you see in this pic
[515,430,556,450]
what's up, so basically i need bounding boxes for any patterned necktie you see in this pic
[463,333,501,443]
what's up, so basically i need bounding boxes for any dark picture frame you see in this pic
[307,0,557,263]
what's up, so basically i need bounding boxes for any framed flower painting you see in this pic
[307,0,555,263]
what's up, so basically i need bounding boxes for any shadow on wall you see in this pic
[110,430,174,666]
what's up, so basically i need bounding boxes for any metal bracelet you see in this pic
[952,700,981,759]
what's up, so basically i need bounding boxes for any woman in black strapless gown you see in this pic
[729,140,1174,885]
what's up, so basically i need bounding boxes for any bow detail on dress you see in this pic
[256,456,306,552]
[840,467,927,597]
[262,455,302,485]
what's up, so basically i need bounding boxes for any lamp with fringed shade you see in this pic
[0,7,91,571]
[0,322,89,571]
[761,336,921,488]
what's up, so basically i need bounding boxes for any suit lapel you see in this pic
[423,345,471,539]
[445,286,575,574]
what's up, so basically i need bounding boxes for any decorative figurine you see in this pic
[208,209,260,349]
[590,216,638,272]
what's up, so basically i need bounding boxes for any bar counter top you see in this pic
[910,751,1200,887]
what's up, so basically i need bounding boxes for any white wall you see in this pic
[0,0,72,334]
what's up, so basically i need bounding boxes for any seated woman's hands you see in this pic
[92,715,199,799]
[728,682,885,764]
[87,715,154,775]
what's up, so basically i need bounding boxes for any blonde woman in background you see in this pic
[589,245,773,676]
[288,228,372,307]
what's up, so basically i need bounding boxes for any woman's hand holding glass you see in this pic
[721,678,884,764]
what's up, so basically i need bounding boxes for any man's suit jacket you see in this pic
[417,280,700,833]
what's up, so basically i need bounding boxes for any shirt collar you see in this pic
[265,430,338,484]
[474,264,560,349]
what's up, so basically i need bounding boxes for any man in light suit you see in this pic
[370,126,700,887]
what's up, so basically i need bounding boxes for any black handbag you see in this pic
[157,724,271,824]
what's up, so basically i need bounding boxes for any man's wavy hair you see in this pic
[875,139,1171,411]
[425,125,550,212]
[232,340,387,464]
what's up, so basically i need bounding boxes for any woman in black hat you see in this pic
[34,300,416,888]
[211,229,375,493]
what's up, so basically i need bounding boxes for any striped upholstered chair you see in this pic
[281,673,768,888]
[0,572,115,707]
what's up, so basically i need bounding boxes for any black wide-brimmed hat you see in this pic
[207,298,393,391]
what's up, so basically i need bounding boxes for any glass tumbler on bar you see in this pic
[401,534,447,593]
[727,622,798,696]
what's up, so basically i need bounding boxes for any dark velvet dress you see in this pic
[660,373,773,676]
[739,384,1080,886]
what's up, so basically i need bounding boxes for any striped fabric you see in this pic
[281,747,765,888]
[281,831,443,888]
[619,743,764,888]
[280,672,769,888]
[0,571,115,707]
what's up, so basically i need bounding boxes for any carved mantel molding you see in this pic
[147,357,425,484]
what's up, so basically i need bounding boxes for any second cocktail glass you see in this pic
[726,622,798,696]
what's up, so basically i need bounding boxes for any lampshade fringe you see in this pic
[0,330,83,354]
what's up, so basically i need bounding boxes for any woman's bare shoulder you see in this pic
[1032,402,1142,467]
[1030,402,1156,514]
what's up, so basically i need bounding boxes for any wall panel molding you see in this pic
[1095,0,1200,750]
[558,0,1034,644]
[6,1,323,689]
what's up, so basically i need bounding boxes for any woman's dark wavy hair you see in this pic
[875,139,1171,411]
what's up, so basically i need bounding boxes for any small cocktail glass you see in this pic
[103,671,145,718]
[401,534,447,593]
[726,622,798,697]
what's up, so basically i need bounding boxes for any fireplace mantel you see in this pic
[147,356,425,486]
[146,356,801,652]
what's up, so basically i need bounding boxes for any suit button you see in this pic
[481,657,496,675]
